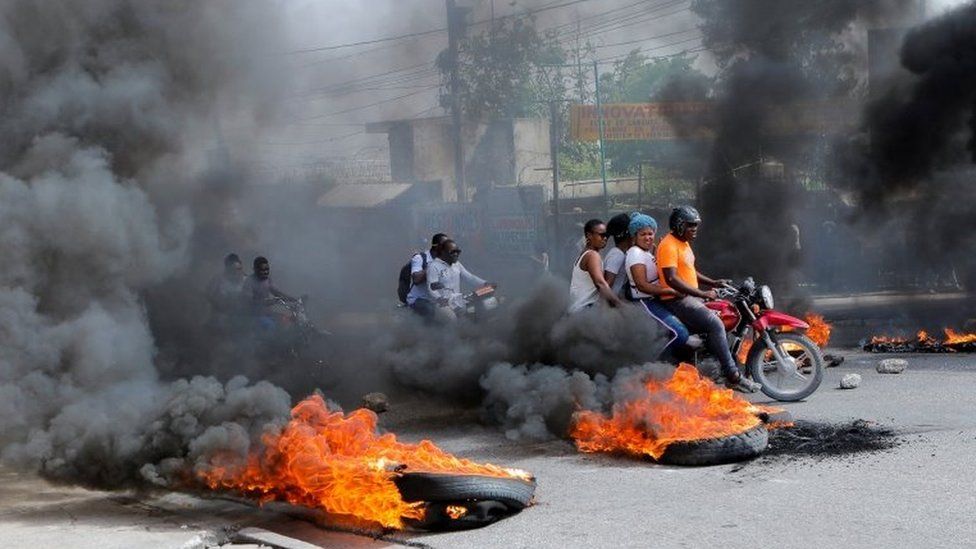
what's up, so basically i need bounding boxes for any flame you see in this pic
[803,313,832,348]
[570,364,762,460]
[198,395,529,529]
[866,327,976,351]
[446,505,468,519]
[944,328,976,345]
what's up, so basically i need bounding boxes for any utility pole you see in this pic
[446,0,466,202]
[549,100,562,270]
[593,60,608,216]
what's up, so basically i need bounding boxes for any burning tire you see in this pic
[394,472,535,509]
[657,424,769,466]
[394,472,536,531]
[746,332,824,402]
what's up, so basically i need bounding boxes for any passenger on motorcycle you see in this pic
[244,256,299,331]
[656,206,762,393]
[427,240,493,321]
[406,233,449,320]
[602,213,632,298]
[624,214,697,360]
[568,219,623,313]
[207,253,246,320]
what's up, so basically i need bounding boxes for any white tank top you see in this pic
[568,250,600,313]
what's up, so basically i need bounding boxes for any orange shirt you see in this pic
[656,233,697,299]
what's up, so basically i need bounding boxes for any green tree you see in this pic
[437,16,567,119]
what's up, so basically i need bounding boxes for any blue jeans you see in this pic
[638,298,690,361]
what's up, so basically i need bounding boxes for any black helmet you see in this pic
[669,205,701,234]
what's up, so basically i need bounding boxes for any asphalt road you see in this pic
[2,351,975,549]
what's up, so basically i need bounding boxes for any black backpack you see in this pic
[397,252,427,304]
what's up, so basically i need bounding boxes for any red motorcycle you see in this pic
[696,278,824,401]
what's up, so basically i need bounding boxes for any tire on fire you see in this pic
[394,472,535,509]
[394,472,536,531]
[657,424,769,466]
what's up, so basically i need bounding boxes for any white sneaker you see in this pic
[685,334,704,349]
[728,376,763,394]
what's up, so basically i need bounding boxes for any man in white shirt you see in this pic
[406,233,448,319]
[427,239,492,319]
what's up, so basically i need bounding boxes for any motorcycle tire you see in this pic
[657,424,769,466]
[393,472,536,510]
[746,332,824,402]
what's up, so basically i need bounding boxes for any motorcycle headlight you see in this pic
[759,285,774,310]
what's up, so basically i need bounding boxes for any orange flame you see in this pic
[804,313,832,348]
[944,328,976,345]
[198,395,529,529]
[570,364,762,460]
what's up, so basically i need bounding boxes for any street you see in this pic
[2,350,974,549]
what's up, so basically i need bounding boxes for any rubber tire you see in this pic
[746,332,824,402]
[658,424,769,466]
[393,472,536,510]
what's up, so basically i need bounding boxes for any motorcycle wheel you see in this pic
[746,332,824,402]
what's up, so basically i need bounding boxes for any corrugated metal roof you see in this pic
[316,183,414,208]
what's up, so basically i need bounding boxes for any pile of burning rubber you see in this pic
[571,364,790,466]
[863,328,976,353]
[200,395,535,531]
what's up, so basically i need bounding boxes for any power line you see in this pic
[284,0,603,55]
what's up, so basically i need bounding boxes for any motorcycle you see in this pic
[260,296,329,359]
[691,278,824,401]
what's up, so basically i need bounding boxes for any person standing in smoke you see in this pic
[244,256,298,330]
[624,214,697,360]
[656,206,762,393]
[406,233,449,320]
[603,213,633,298]
[427,240,494,321]
[568,219,623,313]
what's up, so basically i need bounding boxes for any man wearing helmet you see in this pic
[656,206,762,393]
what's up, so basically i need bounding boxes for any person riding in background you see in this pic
[657,206,762,393]
[624,214,697,360]
[603,213,632,298]
[207,253,246,315]
[569,219,623,313]
[406,233,448,319]
[427,240,493,320]
[244,256,298,329]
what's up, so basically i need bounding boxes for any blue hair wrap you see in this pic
[628,213,658,237]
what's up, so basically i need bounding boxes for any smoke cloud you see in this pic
[0,0,298,489]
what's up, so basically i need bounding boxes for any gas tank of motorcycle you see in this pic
[706,300,740,330]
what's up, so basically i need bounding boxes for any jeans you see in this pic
[663,296,739,381]
[638,298,690,361]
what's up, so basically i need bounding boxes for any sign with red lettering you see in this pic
[569,101,856,142]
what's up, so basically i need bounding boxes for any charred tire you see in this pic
[394,472,536,510]
[747,332,824,402]
[658,424,769,466]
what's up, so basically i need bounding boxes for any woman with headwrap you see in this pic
[624,213,698,360]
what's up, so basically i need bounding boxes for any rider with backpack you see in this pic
[398,233,448,319]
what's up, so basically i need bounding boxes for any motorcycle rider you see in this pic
[624,214,696,359]
[207,253,246,314]
[656,206,762,393]
[602,213,632,298]
[568,219,623,313]
[427,239,493,321]
[406,233,449,319]
[244,256,298,331]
